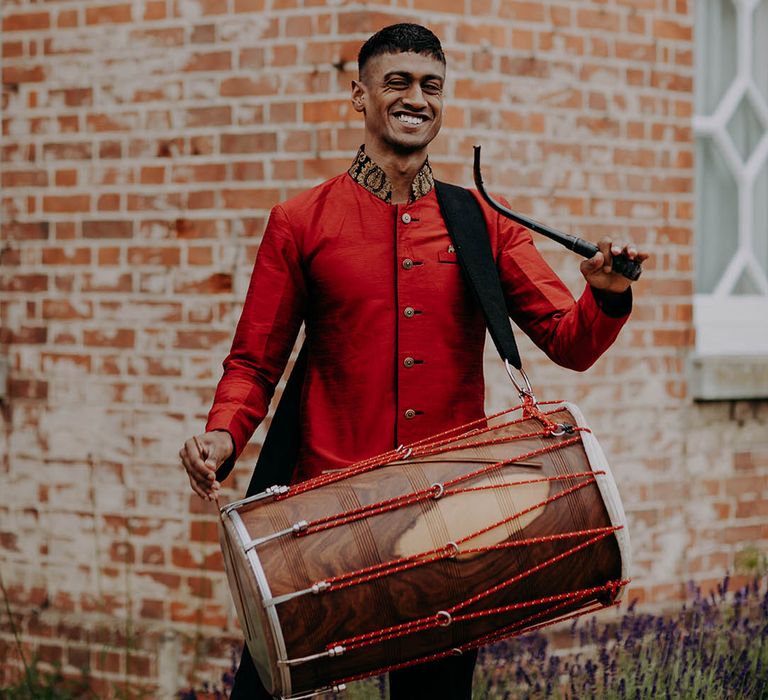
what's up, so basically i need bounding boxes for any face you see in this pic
[352,51,445,156]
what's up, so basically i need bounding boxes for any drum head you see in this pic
[219,512,283,696]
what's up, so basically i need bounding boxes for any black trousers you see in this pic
[230,643,478,699]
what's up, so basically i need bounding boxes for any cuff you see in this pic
[590,286,632,318]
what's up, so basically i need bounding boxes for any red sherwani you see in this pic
[206,151,630,481]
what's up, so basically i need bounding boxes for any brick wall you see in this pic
[2,0,767,695]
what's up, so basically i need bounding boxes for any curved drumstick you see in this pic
[472,145,642,281]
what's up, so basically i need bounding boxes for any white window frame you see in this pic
[692,0,768,398]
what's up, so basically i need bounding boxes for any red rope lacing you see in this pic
[296,442,587,536]
[322,524,620,593]
[276,400,581,501]
[333,580,627,686]
[327,526,618,653]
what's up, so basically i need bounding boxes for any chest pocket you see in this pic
[438,244,458,264]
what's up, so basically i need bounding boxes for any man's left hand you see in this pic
[580,238,650,294]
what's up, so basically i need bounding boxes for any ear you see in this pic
[351,80,366,113]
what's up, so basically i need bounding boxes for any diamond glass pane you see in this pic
[695,137,739,293]
[732,269,762,295]
[753,156,768,281]
[754,0,768,105]
[726,96,766,162]
[694,0,737,115]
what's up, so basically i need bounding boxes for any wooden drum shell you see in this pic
[219,403,631,699]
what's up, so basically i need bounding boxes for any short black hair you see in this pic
[358,23,445,78]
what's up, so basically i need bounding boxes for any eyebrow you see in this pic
[383,71,444,83]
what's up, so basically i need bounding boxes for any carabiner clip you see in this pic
[504,359,536,404]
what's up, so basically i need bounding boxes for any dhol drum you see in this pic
[218,399,631,699]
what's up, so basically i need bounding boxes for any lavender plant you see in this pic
[293,575,768,699]
[472,575,768,699]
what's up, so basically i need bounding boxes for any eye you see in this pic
[423,82,443,95]
[386,79,409,89]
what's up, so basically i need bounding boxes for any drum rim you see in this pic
[562,401,632,595]
[228,508,293,696]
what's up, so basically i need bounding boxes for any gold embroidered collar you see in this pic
[347,147,434,203]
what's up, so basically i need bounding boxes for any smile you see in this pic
[395,113,427,125]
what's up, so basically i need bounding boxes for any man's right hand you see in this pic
[179,430,234,500]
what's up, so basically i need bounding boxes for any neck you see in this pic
[363,142,427,204]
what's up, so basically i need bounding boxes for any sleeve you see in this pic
[205,204,307,460]
[494,209,631,372]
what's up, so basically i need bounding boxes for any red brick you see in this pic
[110,541,135,564]
[43,142,92,160]
[221,132,277,153]
[234,0,265,10]
[188,246,213,265]
[187,576,214,598]
[0,274,47,292]
[83,329,135,348]
[172,163,227,183]
[190,520,218,544]
[222,188,280,210]
[127,246,180,265]
[41,248,91,265]
[85,5,133,25]
[220,75,277,97]
[57,10,79,28]
[2,12,51,32]
[143,1,167,20]
[239,47,266,69]
[499,1,546,21]
[2,41,24,59]
[55,169,78,187]
[653,18,692,41]
[185,106,231,127]
[173,330,231,350]
[82,220,133,239]
[185,51,232,72]
[9,379,48,400]
[191,24,216,43]
[302,100,347,123]
[1,170,48,187]
[3,64,46,83]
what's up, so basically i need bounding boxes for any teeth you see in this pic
[397,114,425,125]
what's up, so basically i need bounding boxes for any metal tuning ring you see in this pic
[504,359,536,403]
[436,610,453,627]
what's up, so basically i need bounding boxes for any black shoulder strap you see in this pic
[434,181,522,370]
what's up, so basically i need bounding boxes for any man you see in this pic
[180,23,647,699]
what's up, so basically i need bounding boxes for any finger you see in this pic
[183,438,216,482]
[192,471,218,500]
[194,434,222,476]
[615,242,638,259]
[581,250,604,274]
[203,442,218,470]
[188,473,212,500]
[596,239,613,273]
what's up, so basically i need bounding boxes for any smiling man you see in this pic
[180,23,645,699]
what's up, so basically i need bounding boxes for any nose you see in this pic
[401,83,427,110]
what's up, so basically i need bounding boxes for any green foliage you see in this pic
[0,659,94,700]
